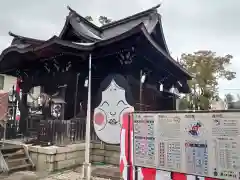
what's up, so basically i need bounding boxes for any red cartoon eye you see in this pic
[94,112,105,125]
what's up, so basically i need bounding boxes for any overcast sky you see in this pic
[0,0,239,98]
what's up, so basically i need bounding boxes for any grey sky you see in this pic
[0,0,239,97]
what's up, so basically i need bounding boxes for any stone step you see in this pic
[7,157,29,169]
[0,144,22,151]
[3,151,25,159]
[7,157,28,163]
[9,163,32,172]
[0,144,34,174]
[91,167,121,180]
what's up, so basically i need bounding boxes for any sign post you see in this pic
[82,54,92,180]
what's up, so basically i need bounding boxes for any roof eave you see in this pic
[0,24,145,70]
[156,15,171,55]
[59,16,71,39]
[1,23,193,80]
[139,25,193,79]
[9,31,44,45]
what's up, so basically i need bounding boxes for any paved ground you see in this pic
[40,171,98,180]
[41,165,121,180]
[40,171,109,180]
[2,165,121,180]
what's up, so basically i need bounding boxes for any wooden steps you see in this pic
[0,143,34,174]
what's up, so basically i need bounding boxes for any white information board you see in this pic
[132,111,240,180]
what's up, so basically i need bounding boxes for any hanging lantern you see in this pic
[50,97,66,119]
[51,104,62,118]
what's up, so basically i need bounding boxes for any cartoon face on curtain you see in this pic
[94,78,134,144]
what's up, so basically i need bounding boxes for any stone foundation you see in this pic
[28,142,120,172]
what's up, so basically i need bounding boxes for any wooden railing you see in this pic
[37,118,99,146]
[0,118,100,146]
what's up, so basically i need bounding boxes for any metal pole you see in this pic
[193,83,196,111]
[127,114,131,180]
[82,54,92,180]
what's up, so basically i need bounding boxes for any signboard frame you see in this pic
[132,110,240,180]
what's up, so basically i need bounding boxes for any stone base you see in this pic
[27,142,120,172]
[91,166,121,180]
[81,162,91,179]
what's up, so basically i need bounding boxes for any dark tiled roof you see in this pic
[1,5,192,81]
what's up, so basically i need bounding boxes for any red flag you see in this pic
[16,78,21,94]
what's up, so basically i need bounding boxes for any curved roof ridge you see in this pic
[59,15,71,39]
[66,5,101,30]
[155,14,170,55]
[64,4,161,31]
[9,31,44,45]
[69,15,102,41]
[60,4,161,41]
[100,4,161,30]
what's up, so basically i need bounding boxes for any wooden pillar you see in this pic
[19,90,28,135]
[60,85,67,120]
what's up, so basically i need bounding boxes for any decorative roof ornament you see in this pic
[159,83,163,91]
[65,61,72,71]
[8,31,18,38]
[44,63,50,73]
[116,47,135,65]
[67,5,76,14]
[53,59,60,71]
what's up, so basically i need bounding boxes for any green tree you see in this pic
[180,50,236,110]
[178,97,189,110]
[98,16,112,25]
[225,93,234,103]
[85,16,93,22]
[85,16,113,26]
[225,93,234,109]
